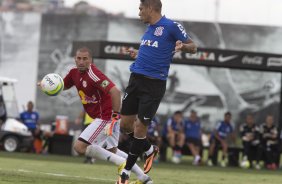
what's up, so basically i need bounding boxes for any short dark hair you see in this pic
[27,101,33,105]
[190,109,197,114]
[76,47,93,58]
[174,110,182,115]
[140,0,162,12]
[246,113,253,117]
[225,111,232,116]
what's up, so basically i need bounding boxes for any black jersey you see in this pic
[240,123,260,144]
[260,123,278,145]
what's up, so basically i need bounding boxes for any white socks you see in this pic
[86,145,121,165]
[193,155,201,165]
[116,149,128,159]
[86,145,149,181]
[122,168,131,176]
[195,155,201,162]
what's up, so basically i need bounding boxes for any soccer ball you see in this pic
[240,160,250,169]
[40,73,64,96]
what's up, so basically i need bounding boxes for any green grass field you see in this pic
[0,151,281,184]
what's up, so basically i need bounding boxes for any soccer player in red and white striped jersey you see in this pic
[65,47,152,184]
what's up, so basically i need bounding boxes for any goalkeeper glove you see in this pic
[105,111,120,136]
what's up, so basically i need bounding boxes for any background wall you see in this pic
[0,13,281,130]
[0,12,41,111]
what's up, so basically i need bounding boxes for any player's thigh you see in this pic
[79,119,109,145]
[120,114,136,132]
[177,133,185,141]
[138,78,166,123]
[74,138,89,154]
[121,74,139,116]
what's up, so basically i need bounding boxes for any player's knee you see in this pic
[120,120,129,132]
[120,115,135,133]
[74,141,86,155]
[138,117,151,126]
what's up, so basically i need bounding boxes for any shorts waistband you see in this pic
[132,73,161,80]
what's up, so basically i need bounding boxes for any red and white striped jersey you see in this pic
[64,64,115,120]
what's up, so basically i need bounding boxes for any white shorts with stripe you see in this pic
[79,118,120,149]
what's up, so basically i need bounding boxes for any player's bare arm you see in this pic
[175,40,197,54]
[122,47,139,59]
[108,86,122,112]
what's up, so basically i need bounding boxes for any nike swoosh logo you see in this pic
[218,55,238,62]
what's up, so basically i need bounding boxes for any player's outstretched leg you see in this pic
[86,145,151,183]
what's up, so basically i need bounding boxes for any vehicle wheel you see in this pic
[3,136,19,152]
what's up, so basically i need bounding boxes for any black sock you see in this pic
[128,133,151,152]
[125,137,146,171]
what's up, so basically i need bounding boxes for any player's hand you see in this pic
[121,47,138,59]
[247,134,254,140]
[242,136,250,141]
[105,112,120,136]
[173,40,183,53]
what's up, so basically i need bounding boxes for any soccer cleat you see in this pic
[129,181,143,184]
[84,157,95,164]
[192,160,199,166]
[144,146,159,174]
[118,162,126,175]
[207,159,213,166]
[143,177,153,184]
[220,160,227,167]
[255,164,261,170]
[171,155,181,164]
[116,172,129,184]
[129,177,153,184]
[193,155,201,166]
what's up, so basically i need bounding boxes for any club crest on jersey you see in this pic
[154,26,164,36]
[101,80,110,88]
[82,80,87,88]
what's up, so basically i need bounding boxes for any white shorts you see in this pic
[79,118,120,149]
